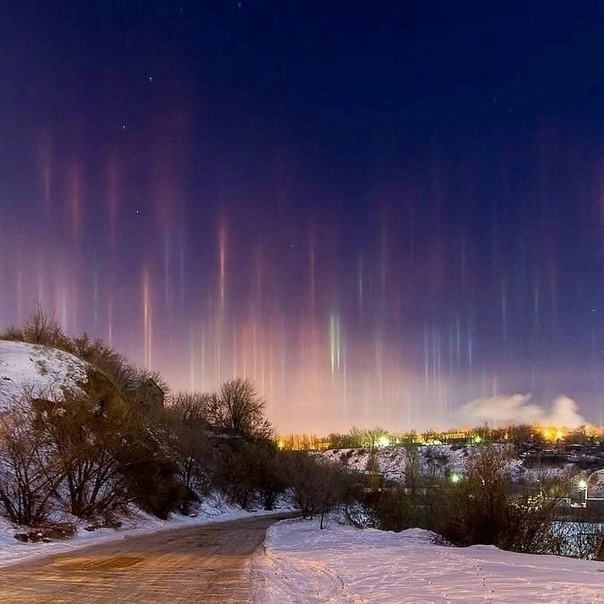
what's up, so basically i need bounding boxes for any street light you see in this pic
[377,435,391,448]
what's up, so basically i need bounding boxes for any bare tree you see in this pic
[168,392,212,426]
[0,395,64,525]
[206,378,272,439]
[43,383,133,519]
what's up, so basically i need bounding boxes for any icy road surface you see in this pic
[0,513,292,603]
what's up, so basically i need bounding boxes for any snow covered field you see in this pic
[254,518,604,603]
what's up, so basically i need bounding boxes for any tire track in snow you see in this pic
[251,551,369,604]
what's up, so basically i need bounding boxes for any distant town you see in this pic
[278,423,604,455]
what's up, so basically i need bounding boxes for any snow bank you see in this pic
[254,518,604,603]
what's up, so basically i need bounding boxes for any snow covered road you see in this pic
[0,513,292,602]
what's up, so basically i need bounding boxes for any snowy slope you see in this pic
[0,340,88,409]
[323,445,465,483]
[253,519,604,603]
[322,445,552,485]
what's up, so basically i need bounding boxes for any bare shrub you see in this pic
[1,314,167,418]
[278,451,351,528]
[364,487,419,532]
[0,327,24,342]
[0,317,190,520]
[213,440,284,510]
[363,446,431,532]
[118,449,189,519]
[0,394,64,525]
[158,401,214,502]
[430,445,578,555]
[71,334,138,393]
[115,417,191,519]
[43,376,133,519]
[168,392,212,426]
[8,307,72,351]
[402,445,423,492]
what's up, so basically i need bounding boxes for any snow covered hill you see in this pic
[322,444,531,485]
[0,340,89,409]
[322,445,466,483]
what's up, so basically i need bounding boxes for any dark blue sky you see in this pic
[1,1,604,431]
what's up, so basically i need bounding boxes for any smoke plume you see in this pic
[460,393,588,428]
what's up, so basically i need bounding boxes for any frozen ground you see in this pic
[253,518,604,603]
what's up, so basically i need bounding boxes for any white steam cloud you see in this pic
[460,394,588,428]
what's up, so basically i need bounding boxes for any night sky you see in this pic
[2,1,604,432]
